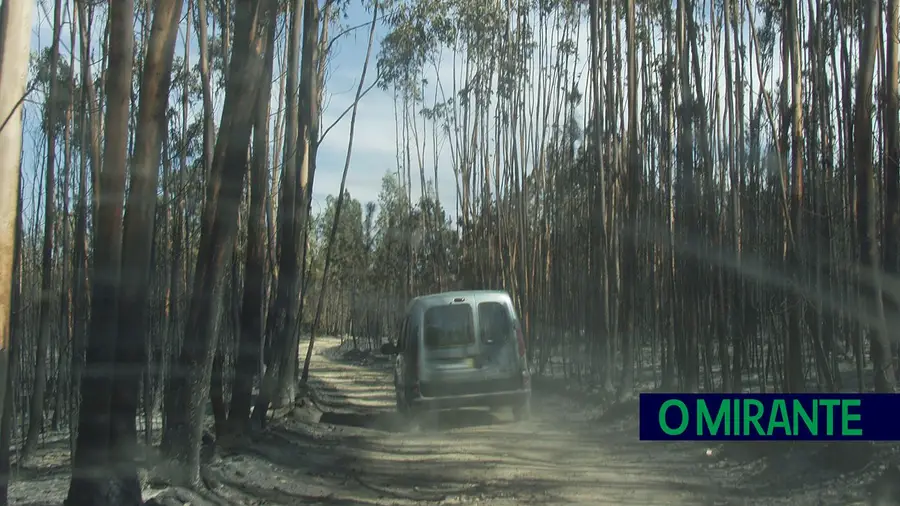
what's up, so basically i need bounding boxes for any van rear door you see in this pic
[419,302,483,394]
[476,299,522,390]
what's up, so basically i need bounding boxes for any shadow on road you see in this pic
[218,421,573,505]
[318,406,510,433]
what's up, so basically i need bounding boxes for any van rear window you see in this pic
[424,304,475,348]
[478,302,513,345]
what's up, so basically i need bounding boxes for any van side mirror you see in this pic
[380,342,397,355]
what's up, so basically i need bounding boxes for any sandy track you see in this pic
[205,337,747,505]
[10,336,882,505]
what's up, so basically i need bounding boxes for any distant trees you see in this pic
[301,175,459,345]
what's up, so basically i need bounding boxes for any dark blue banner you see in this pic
[639,393,900,441]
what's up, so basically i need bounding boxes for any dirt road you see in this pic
[185,336,873,506]
[9,336,879,505]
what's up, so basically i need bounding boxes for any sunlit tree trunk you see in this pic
[618,0,638,399]
[0,1,33,503]
[784,0,805,393]
[114,0,184,477]
[855,0,895,393]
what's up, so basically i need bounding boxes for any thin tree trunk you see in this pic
[166,0,273,486]
[227,3,276,437]
[22,0,62,460]
[856,0,895,392]
[253,0,316,424]
[66,0,137,501]
[115,0,184,477]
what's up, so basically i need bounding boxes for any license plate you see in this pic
[465,358,475,367]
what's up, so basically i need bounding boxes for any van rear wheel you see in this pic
[512,397,531,422]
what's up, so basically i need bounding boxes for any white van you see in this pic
[380,290,532,421]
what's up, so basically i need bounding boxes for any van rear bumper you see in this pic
[410,389,531,411]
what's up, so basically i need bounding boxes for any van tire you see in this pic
[512,397,531,422]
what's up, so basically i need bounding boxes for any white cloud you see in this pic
[319,87,397,159]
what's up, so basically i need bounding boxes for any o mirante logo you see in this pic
[639,394,900,441]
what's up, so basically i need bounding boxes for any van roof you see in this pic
[407,290,513,312]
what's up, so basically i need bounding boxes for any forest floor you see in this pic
[9,336,899,505]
